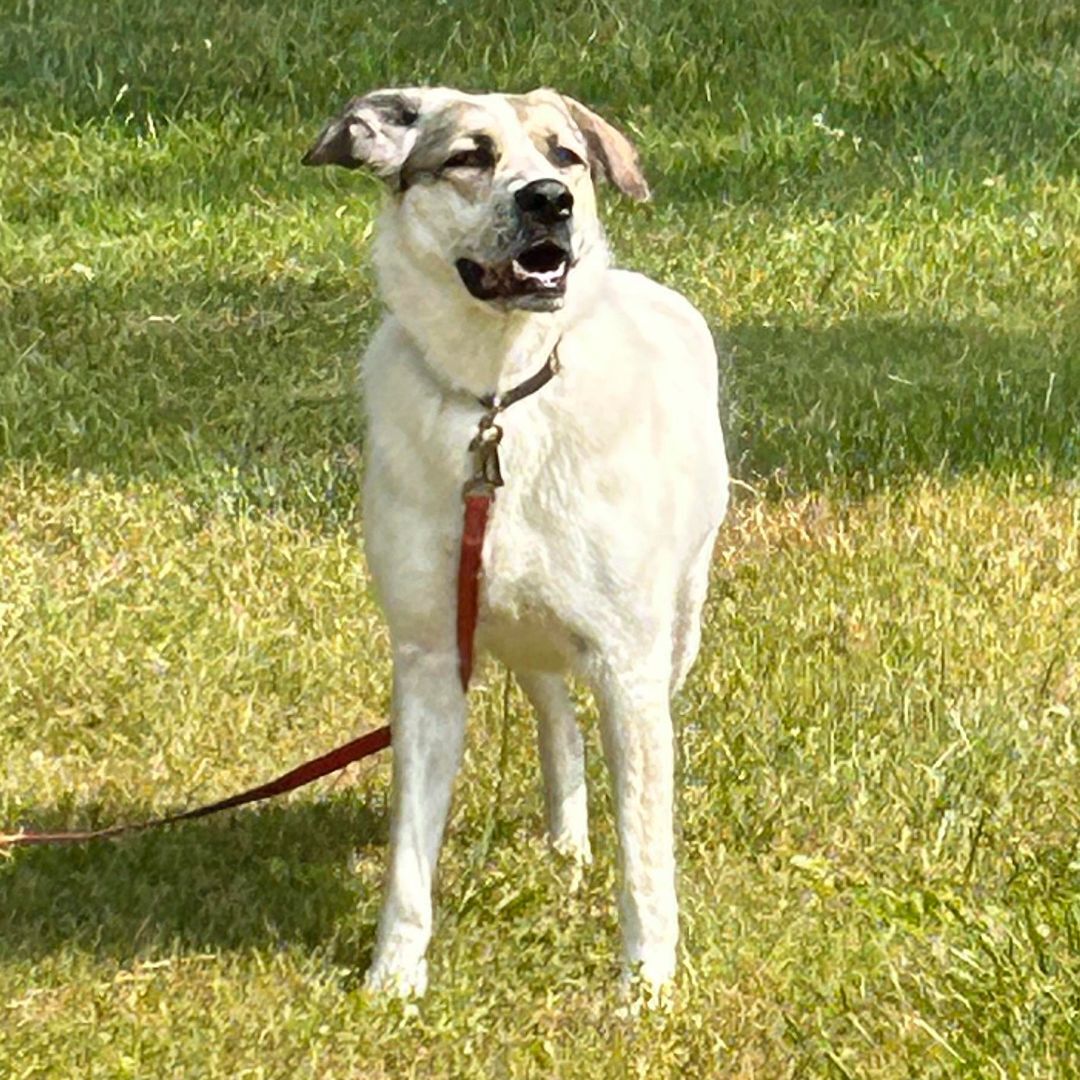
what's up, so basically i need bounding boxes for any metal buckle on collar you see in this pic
[466,411,505,495]
[463,343,560,498]
[464,412,505,496]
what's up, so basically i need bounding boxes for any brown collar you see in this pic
[464,345,561,497]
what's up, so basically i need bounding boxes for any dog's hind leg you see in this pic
[517,671,591,866]
[669,529,718,694]
[365,645,466,998]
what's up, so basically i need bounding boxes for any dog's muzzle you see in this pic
[455,179,575,311]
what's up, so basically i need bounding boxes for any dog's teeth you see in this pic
[512,261,567,288]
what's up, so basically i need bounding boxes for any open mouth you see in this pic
[455,240,572,309]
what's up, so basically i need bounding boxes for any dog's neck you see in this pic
[373,216,606,399]
[395,298,562,399]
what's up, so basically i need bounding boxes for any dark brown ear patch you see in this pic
[300,106,370,169]
[559,96,650,202]
[301,91,422,176]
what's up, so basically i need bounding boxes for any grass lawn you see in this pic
[2,0,1078,1075]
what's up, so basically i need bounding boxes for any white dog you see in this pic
[303,87,729,999]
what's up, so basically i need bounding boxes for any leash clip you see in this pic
[464,342,561,500]
[466,412,504,493]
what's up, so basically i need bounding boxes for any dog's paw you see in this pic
[550,830,592,865]
[616,967,675,1017]
[550,832,592,892]
[616,952,676,1016]
[363,956,428,999]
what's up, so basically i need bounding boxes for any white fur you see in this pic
[327,90,729,999]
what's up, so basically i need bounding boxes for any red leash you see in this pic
[0,348,559,851]
[457,492,492,691]
[0,726,391,849]
[455,343,559,692]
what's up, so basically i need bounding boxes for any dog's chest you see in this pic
[477,495,589,671]
[472,415,632,670]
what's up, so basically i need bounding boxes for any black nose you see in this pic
[514,179,574,225]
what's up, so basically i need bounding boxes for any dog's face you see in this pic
[303,88,649,313]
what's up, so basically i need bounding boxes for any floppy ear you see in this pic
[560,96,650,201]
[301,90,422,177]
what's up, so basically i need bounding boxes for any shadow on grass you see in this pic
[1,270,376,521]
[0,797,387,964]
[720,313,1079,494]
[3,270,1077,508]
[3,0,1077,186]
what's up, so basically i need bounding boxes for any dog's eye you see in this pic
[442,147,494,171]
[550,145,585,168]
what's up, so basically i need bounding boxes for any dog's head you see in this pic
[302,88,649,314]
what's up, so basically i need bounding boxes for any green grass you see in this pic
[1,0,1078,1075]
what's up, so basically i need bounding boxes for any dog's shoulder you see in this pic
[591,269,713,354]
[603,268,709,332]
[571,268,718,396]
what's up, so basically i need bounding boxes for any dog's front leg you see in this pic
[365,645,466,997]
[596,671,678,1001]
